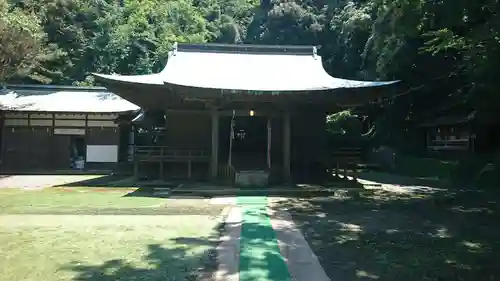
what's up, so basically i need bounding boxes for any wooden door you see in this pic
[52,135,71,170]
[2,127,30,171]
[2,127,54,171]
[26,128,52,170]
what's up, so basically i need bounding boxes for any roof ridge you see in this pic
[176,43,316,56]
[5,84,109,93]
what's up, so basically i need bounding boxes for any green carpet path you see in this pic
[237,196,293,281]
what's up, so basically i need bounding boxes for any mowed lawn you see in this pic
[0,188,227,281]
[277,189,500,281]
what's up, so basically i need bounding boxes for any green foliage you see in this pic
[326,110,352,134]
[2,0,499,151]
[246,0,324,44]
[0,0,45,83]
[327,109,378,149]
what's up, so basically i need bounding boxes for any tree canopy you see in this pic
[2,0,499,150]
[0,0,45,83]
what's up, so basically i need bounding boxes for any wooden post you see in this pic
[228,110,234,166]
[283,111,291,182]
[159,147,164,180]
[133,148,139,181]
[267,118,272,170]
[353,165,359,181]
[211,108,219,179]
[426,130,430,151]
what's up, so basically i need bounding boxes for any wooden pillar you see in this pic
[267,118,272,170]
[159,147,164,180]
[210,108,219,179]
[283,111,291,182]
[228,110,234,166]
[133,159,139,180]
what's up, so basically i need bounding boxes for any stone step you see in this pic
[234,170,269,187]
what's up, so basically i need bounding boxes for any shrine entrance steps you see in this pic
[234,170,269,187]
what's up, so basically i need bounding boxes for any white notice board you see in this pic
[86,145,118,162]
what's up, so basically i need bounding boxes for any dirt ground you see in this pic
[0,175,104,189]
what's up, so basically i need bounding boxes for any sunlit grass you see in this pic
[0,188,226,281]
[0,215,218,281]
[0,188,222,215]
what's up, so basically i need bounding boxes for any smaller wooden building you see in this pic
[0,84,139,172]
[419,112,476,153]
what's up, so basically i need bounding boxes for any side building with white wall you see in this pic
[0,84,139,172]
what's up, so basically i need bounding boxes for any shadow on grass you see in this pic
[122,179,364,200]
[63,219,295,281]
[63,242,218,281]
[275,189,500,281]
[62,215,226,281]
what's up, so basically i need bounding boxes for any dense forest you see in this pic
[1,0,500,154]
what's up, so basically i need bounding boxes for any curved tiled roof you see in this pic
[93,42,398,92]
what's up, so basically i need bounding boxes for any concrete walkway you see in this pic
[215,196,329,281]
[268,208,330,281]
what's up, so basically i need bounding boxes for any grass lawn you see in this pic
[0,188,227,281]
[276,189,500,281]
[0,187,222,215]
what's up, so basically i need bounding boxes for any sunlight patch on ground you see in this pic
[209,196,237,205]
[334,234,360,244]
[462,241,483,252]
[462,241,482,249]
[429,226,452,238]
[356,270,380,279]
[316,212,327,218]
[0,175,105,190]
[451,206,493,214]
[338,222,363,233]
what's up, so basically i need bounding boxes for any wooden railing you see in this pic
[133,146,210,162]
[331,147,362,165]
[330,147,362,180]
[218,164,236,183]
[428,139,470,151]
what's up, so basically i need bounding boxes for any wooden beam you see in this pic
[267,118,272,170]
[133,159,139,180]
[228,113,234,167]
[283,111,291,182]
[159,148,164,179]
[165,109,211,114]
[210,108,219,179]
[162,108,283,117]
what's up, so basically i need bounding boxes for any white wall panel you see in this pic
[86,145,118,162]
[55,119,86,127]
